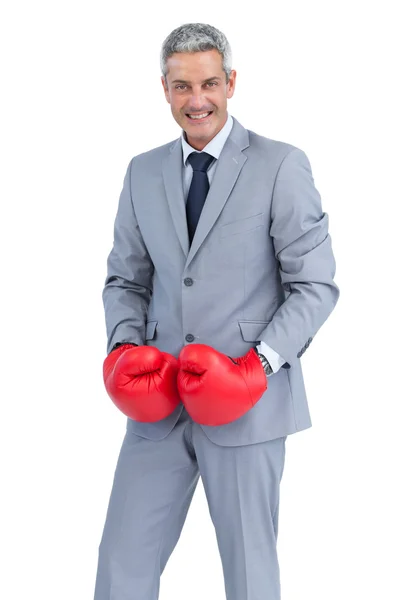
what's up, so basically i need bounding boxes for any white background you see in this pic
[1,1,399,598]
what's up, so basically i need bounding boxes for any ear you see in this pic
[161,76,170,104]
[226,69,237,99]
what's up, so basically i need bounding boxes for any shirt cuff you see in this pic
[256,341,286,375]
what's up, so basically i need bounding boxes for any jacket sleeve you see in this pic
[102,158,154,354]
[259,148,340,368]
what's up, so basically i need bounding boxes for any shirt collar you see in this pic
[181,112,233,166]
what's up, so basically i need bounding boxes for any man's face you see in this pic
[161,49,236,150]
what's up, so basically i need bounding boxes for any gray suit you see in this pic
[94,116,339,599]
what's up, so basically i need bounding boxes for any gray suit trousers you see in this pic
[94,408,287,600]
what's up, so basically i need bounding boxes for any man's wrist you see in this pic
[110,342,138,354]
[255,348,273,377]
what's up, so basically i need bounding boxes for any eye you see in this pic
[175,82,217,91]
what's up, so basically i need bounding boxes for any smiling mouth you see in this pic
[186,111,213,120]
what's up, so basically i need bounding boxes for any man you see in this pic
[94,22,340,600]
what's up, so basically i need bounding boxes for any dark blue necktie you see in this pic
[186,151,214,244]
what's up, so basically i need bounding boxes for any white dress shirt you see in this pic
[180,113,286,375]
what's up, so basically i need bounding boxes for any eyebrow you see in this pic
[171,76,222,84]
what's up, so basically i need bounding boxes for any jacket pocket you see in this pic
[238,320,270,342]
[145,320,158,340]
[220,212,264,238]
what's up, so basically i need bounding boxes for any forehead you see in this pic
[166,49,223,80]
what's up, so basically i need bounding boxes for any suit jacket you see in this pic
[102,115,340,446]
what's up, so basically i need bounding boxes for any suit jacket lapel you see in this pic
[162,139,190,257]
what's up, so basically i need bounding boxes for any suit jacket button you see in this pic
[185,334,195,343]
[184,277,193,286]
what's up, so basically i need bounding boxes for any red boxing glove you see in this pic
[177,344,268,426]
[103,344,180,422]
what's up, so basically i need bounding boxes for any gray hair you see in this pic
[160,23,232,86]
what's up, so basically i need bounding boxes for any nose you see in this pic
[188,87,208,112]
